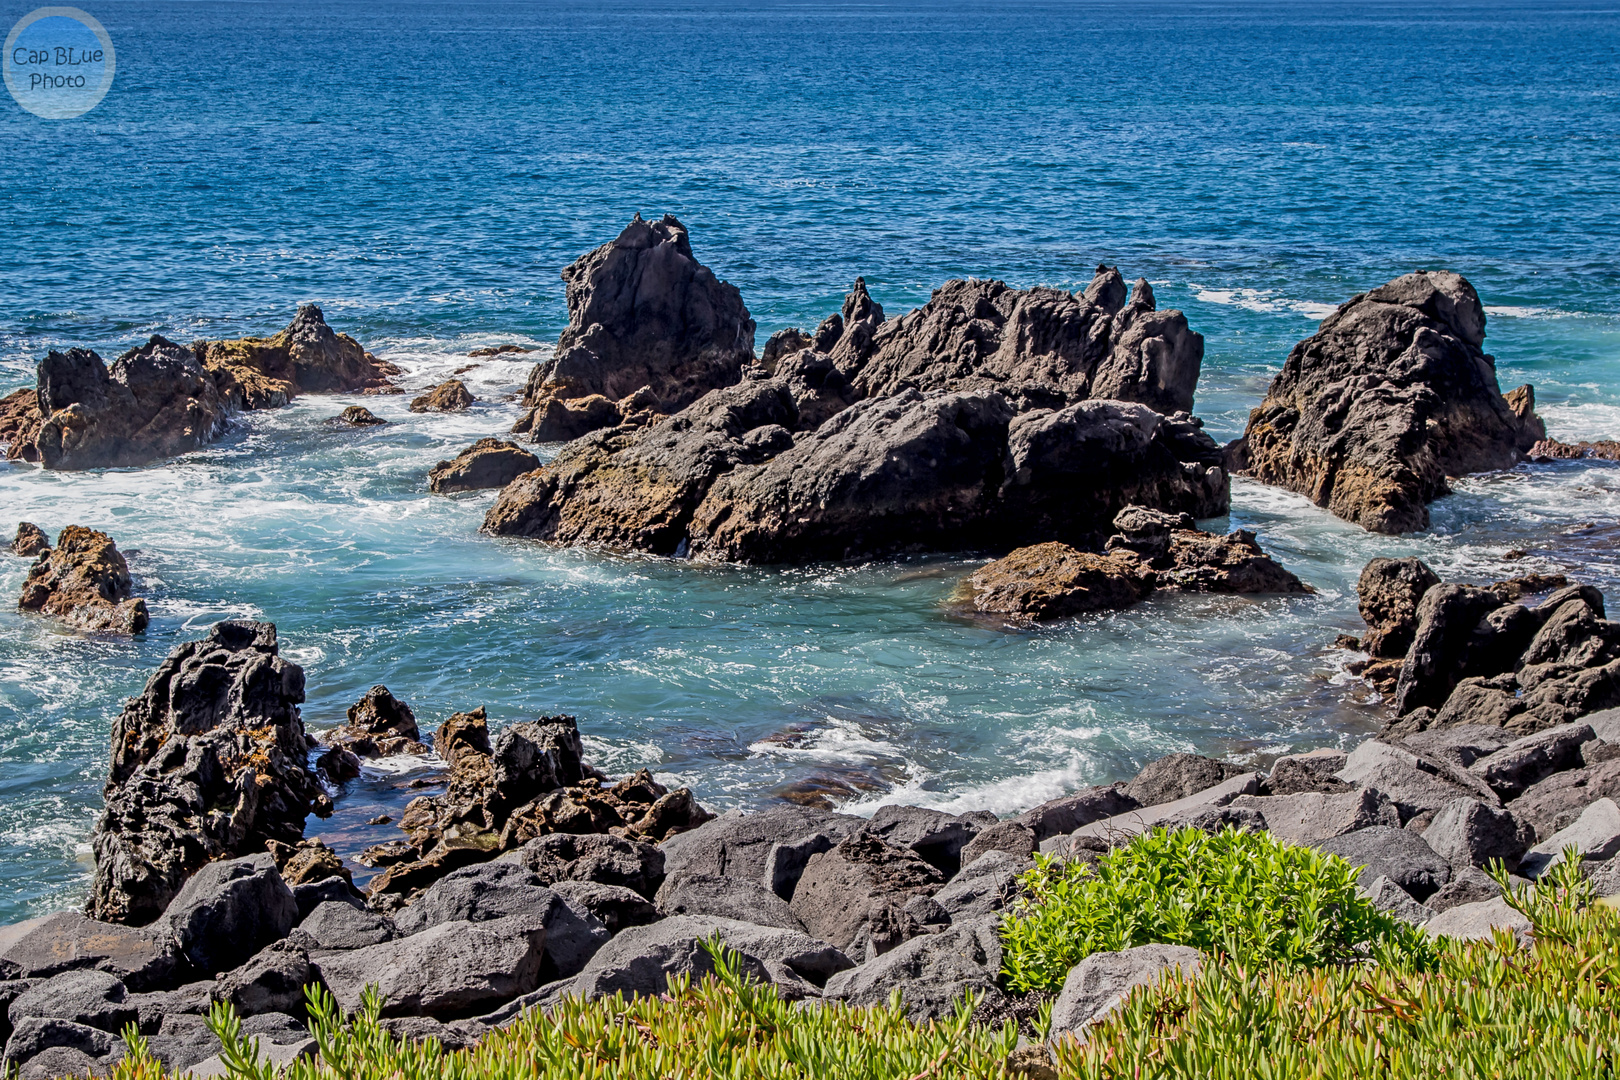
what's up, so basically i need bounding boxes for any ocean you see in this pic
[0,0,1617,922]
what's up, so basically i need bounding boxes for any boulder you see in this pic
[1468,723,1595,800]
[1505,758,1620,840]
[1335,739,1495,822]
[654,871,806,931]
[1064,772,1260,846]
[210,940,310,1017]
[16,526,148,634]
[14,1045,104,1080]
[1361,876,1435,926]
[1425,865,1504,912]
[964,543,1156,620]
[524,393,623,442]
[1315,827,1450,901]
[788,833,945,957]
[7,970,135,1033]
[1016,786,1140,842]
[297,902,397,951]
[659,805,862,888]
[320,685,428,759]
[1236,271,1544,533]
[272,838,351,887]
[1527,437,1620,461]
[0,387,43,462]
[0,912,179,991]
[1400,725,1518,770]
[291,876,366,921]
[87,622,323,926]
[512,214,756,440]
[410,380,474,413]
[1392,585,1513,715]
[1046,944,1202,1045]
[863,805,996,877]
[2,1018,116,1072]
[163,854,298,975]
[338,405,386,426]
[1421,798,1536,871]
[1517,798,1620,877]
[838,270,1203,416]
[958,821,1037,866]
[1357,557,1441,658]
[195,305,398,406]
[546,881,658,934]
[1124,754,1248,807]
[377,1017,486,1052]
[187,1038,318,1079]
[822,916,1007,1023]
[315,915,547,1018]
[1228,788,1398,844]
[32,337,231,469]
[1159,528,1308,594]
[1424,896,1531,942]
[1261,748,1351,796]
[10,523,49,558]
[499,832,665,898]
[932,850,1030,920]
[428,439,540,494]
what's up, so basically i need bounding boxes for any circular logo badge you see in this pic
[4,7,115,119]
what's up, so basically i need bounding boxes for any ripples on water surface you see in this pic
[0,0,1617,919]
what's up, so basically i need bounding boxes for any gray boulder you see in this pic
[1064,772,1259,845]
[1336,740,1495,823]
[957,821,1037,867]
[1229,788,1398,844]
[1261,748,1351,796]
[188,1037,317,1079]
[762,832,839,900]
[0,912,180,991]
[16,1045,105,1080]
[1468,724,1595,801]
[822,916,1007,1023]
[1421,798,1536,871]
[1360,876,1435,926]
[1316,827,1450,901]
[3,1018,116,1072]
[1401,725,1518,770]
[547,881,658,934]
[164,853,298,976]
[7,970,135,1033]
[864,805,996,877]
[210,940,310,1017]
[1506,758,1620,840]
[1424,896,1531,942]
[1047,944,1202,1045]
[499,832,665,898]
[654,872,805,932]
[932,850,1030,920]
[1425,866,1507,912]
[1392,585,1513,715]
[297,902,398,951]
[1123,754,1248,807]
[1518,798,1620,877]
[315,915,547,1018]
[291,876,367,921]
[789,833,944,958]
[378,1016,487,1052]
[1015,786,1139,842]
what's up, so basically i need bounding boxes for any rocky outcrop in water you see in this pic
[428,439,540,493]
[16,526,148,634]
[87,621,327,925]
[338,406,386,426]
[410,380,475,413]
[0,388,42,462]
[195,304,398,409]
[835,269,1203,416]
[318,685,430,759]
[11,522,49,558]
[32,338,231,470]
[1235,272,1545,533]
[1527,437,1620,462]
[511,214,756,441]
[961,506,1307,622]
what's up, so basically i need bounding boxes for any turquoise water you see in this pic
[1,0,1618,921]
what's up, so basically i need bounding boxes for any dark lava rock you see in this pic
[338,405,386,426]
[86,621,324,926]
[1316,826,1450,901]
[512,214,756,439]
[320,685,429,759]
[1421,797,1537,871]
[1357,557,1442,659]
[297,902,397,951]
[653,872,806,932]
[196,305,399,407]
[547,881,659,934]
[502,833,666,899]
[788,833,945,958]
[16,526,148,634]
[1124,754,1249,808]
[163,853,298,975]
[1016,785,1141,842]
[0,912,179,991]
[316,915,548,1019]
[409,379,475,413]
[10,523,49,558]
[1237,272,1544,533]
[658,805,864,889]
[210,939,311,1017]
[1392,584,1515,715]
[428,438,539,494]
[965,543,1156,620]
[0,388,43,463]
[1159,528,1309,594]
[863,804,997,878]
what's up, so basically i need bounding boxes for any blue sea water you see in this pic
[0,0,1618,922]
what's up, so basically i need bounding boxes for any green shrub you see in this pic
[999,826,1436,993]
[1055,856,1620,1079]
[108,937,1019,1080]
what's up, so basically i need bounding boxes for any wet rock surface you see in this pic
[0,388,43,462]
[1237,271,1544,533]
[338,405,386,426]
[319,685,430,759]
[16,526,148,634]
[428,438,540,494]
[10,523,49,558]
[195,305,399,407]
[410,379,475,413]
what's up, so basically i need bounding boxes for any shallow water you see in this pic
[0,0,1617,921]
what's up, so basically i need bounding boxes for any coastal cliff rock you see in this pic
[11,522,49,557]
[512,214,756,440]
[17,526,148,634]
[961,506,1307,622]
[0,387,42,462]
[410,380,475,414]
[195,305,399,409]
[834,268,1202,416]
[33,338,230,470]
[1236,271,1545,533]
[428,439,540,494]
[87,621,326,925]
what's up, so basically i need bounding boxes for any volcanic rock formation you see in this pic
[1234,271,1544,533]
[195,304,399,409]
[16,526,148,634]
[428,439,540,494]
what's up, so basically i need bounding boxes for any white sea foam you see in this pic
[1190,285,1338,320]
[1539,403,1620,443]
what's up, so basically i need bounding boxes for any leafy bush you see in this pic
[1055,856,1620,1079]
[109,938,1019,1080]
[999,826,1436,993]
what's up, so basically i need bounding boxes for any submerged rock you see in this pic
[428,438,540,494]
[410,380,475,413]
[16,526,148,634]
[33,338,230,470]
[512,214,756,440]
[195,305,399,408]
[87,621,325,925]
[1237,271,1544,533]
